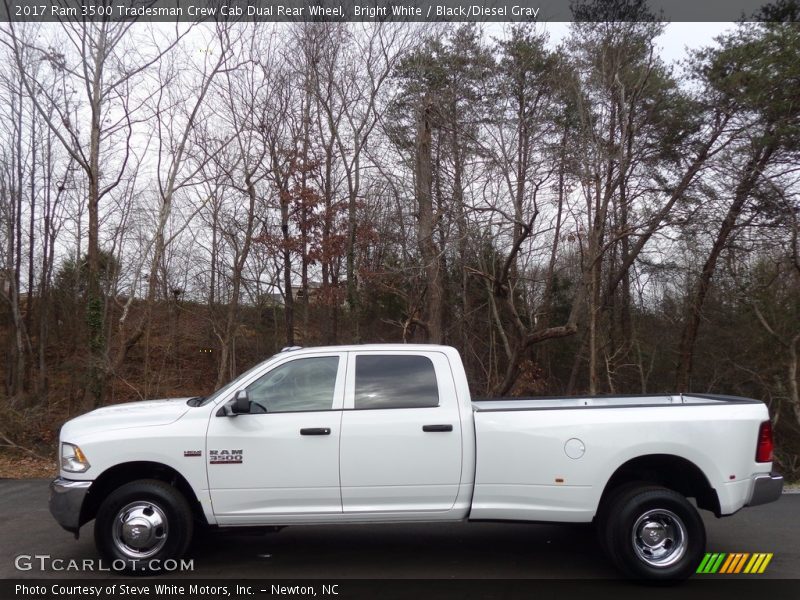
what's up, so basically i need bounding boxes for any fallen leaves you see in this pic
[0,449,57,479]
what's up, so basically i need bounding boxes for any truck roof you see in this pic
[279,343,456,354]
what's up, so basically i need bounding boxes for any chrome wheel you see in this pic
[631,508,687,568]
[111,501,168,559]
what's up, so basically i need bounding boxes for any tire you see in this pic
[94,479,193,573]
[596,481,645,557]
[605,485,705,582]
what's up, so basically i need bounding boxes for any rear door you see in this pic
[339,350,463,514]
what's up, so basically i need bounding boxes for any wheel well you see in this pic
[598,454,721,517]
[80,462,207,528]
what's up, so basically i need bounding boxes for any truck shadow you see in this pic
[187,521,613,578]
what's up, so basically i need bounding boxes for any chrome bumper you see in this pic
[747,472,783,507]
[49,477,92,537]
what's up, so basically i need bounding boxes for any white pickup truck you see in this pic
[50,344,783,580]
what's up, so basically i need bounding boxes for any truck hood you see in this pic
[60,398,193,440]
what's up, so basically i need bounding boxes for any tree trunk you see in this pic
[675,145,775,391]
[216,174,257,388]
[788,336,800,427]
[25,112,36,351]
[321,129,337,345]
[299,76,312,342]
[281,189,295,347]
[84,25,108,409]
[345,166,359,342]
[415,97,443,343]
[452,118,467,360]
[7,78,26,400]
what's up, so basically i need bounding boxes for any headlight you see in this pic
[60,443,91,473]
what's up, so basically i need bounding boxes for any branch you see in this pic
[0,430,52,462]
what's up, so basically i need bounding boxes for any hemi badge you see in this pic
[184,450,202,457]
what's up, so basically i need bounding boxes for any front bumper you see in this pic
[747,472,783,507]
[49,477,92,537]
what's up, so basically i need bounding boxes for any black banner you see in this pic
[1,0,797,23]
[5,579,800,600]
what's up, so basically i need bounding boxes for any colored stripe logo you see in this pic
[696,553,773,574]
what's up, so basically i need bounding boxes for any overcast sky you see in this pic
[542,21,735,64]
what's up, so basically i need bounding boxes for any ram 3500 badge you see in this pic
[208,450,243,464]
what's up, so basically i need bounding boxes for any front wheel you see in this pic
[605,485,705,582]
[94,479,193,573]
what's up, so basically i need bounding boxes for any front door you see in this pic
[206,352,346,524]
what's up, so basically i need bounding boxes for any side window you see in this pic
[354,355,439,409]
[246,357,339,413]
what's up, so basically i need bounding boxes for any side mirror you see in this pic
[232,390,251,414]
[218,390,258,417]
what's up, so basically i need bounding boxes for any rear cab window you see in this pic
[354,354,439,409]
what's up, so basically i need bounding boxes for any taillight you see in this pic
[755,420,774,463]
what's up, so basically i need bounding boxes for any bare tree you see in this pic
[676,21,800,390]
[4,20,187,406]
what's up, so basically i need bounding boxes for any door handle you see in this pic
[300,428,331,436]
[422,424,453,432]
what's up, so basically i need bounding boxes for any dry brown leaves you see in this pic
[0,449,57,479]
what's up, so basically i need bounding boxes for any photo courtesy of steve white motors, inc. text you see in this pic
[14,583,338,597]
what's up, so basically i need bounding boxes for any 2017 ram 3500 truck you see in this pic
[50,344,783,580]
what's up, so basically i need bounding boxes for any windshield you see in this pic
[195,356,276,406]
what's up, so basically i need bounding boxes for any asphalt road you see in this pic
[1,479,797,580]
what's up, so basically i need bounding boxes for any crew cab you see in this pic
[50,344,783,580]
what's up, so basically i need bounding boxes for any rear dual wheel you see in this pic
[599,484,705,581]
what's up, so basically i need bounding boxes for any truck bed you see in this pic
[469,391,768,523]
